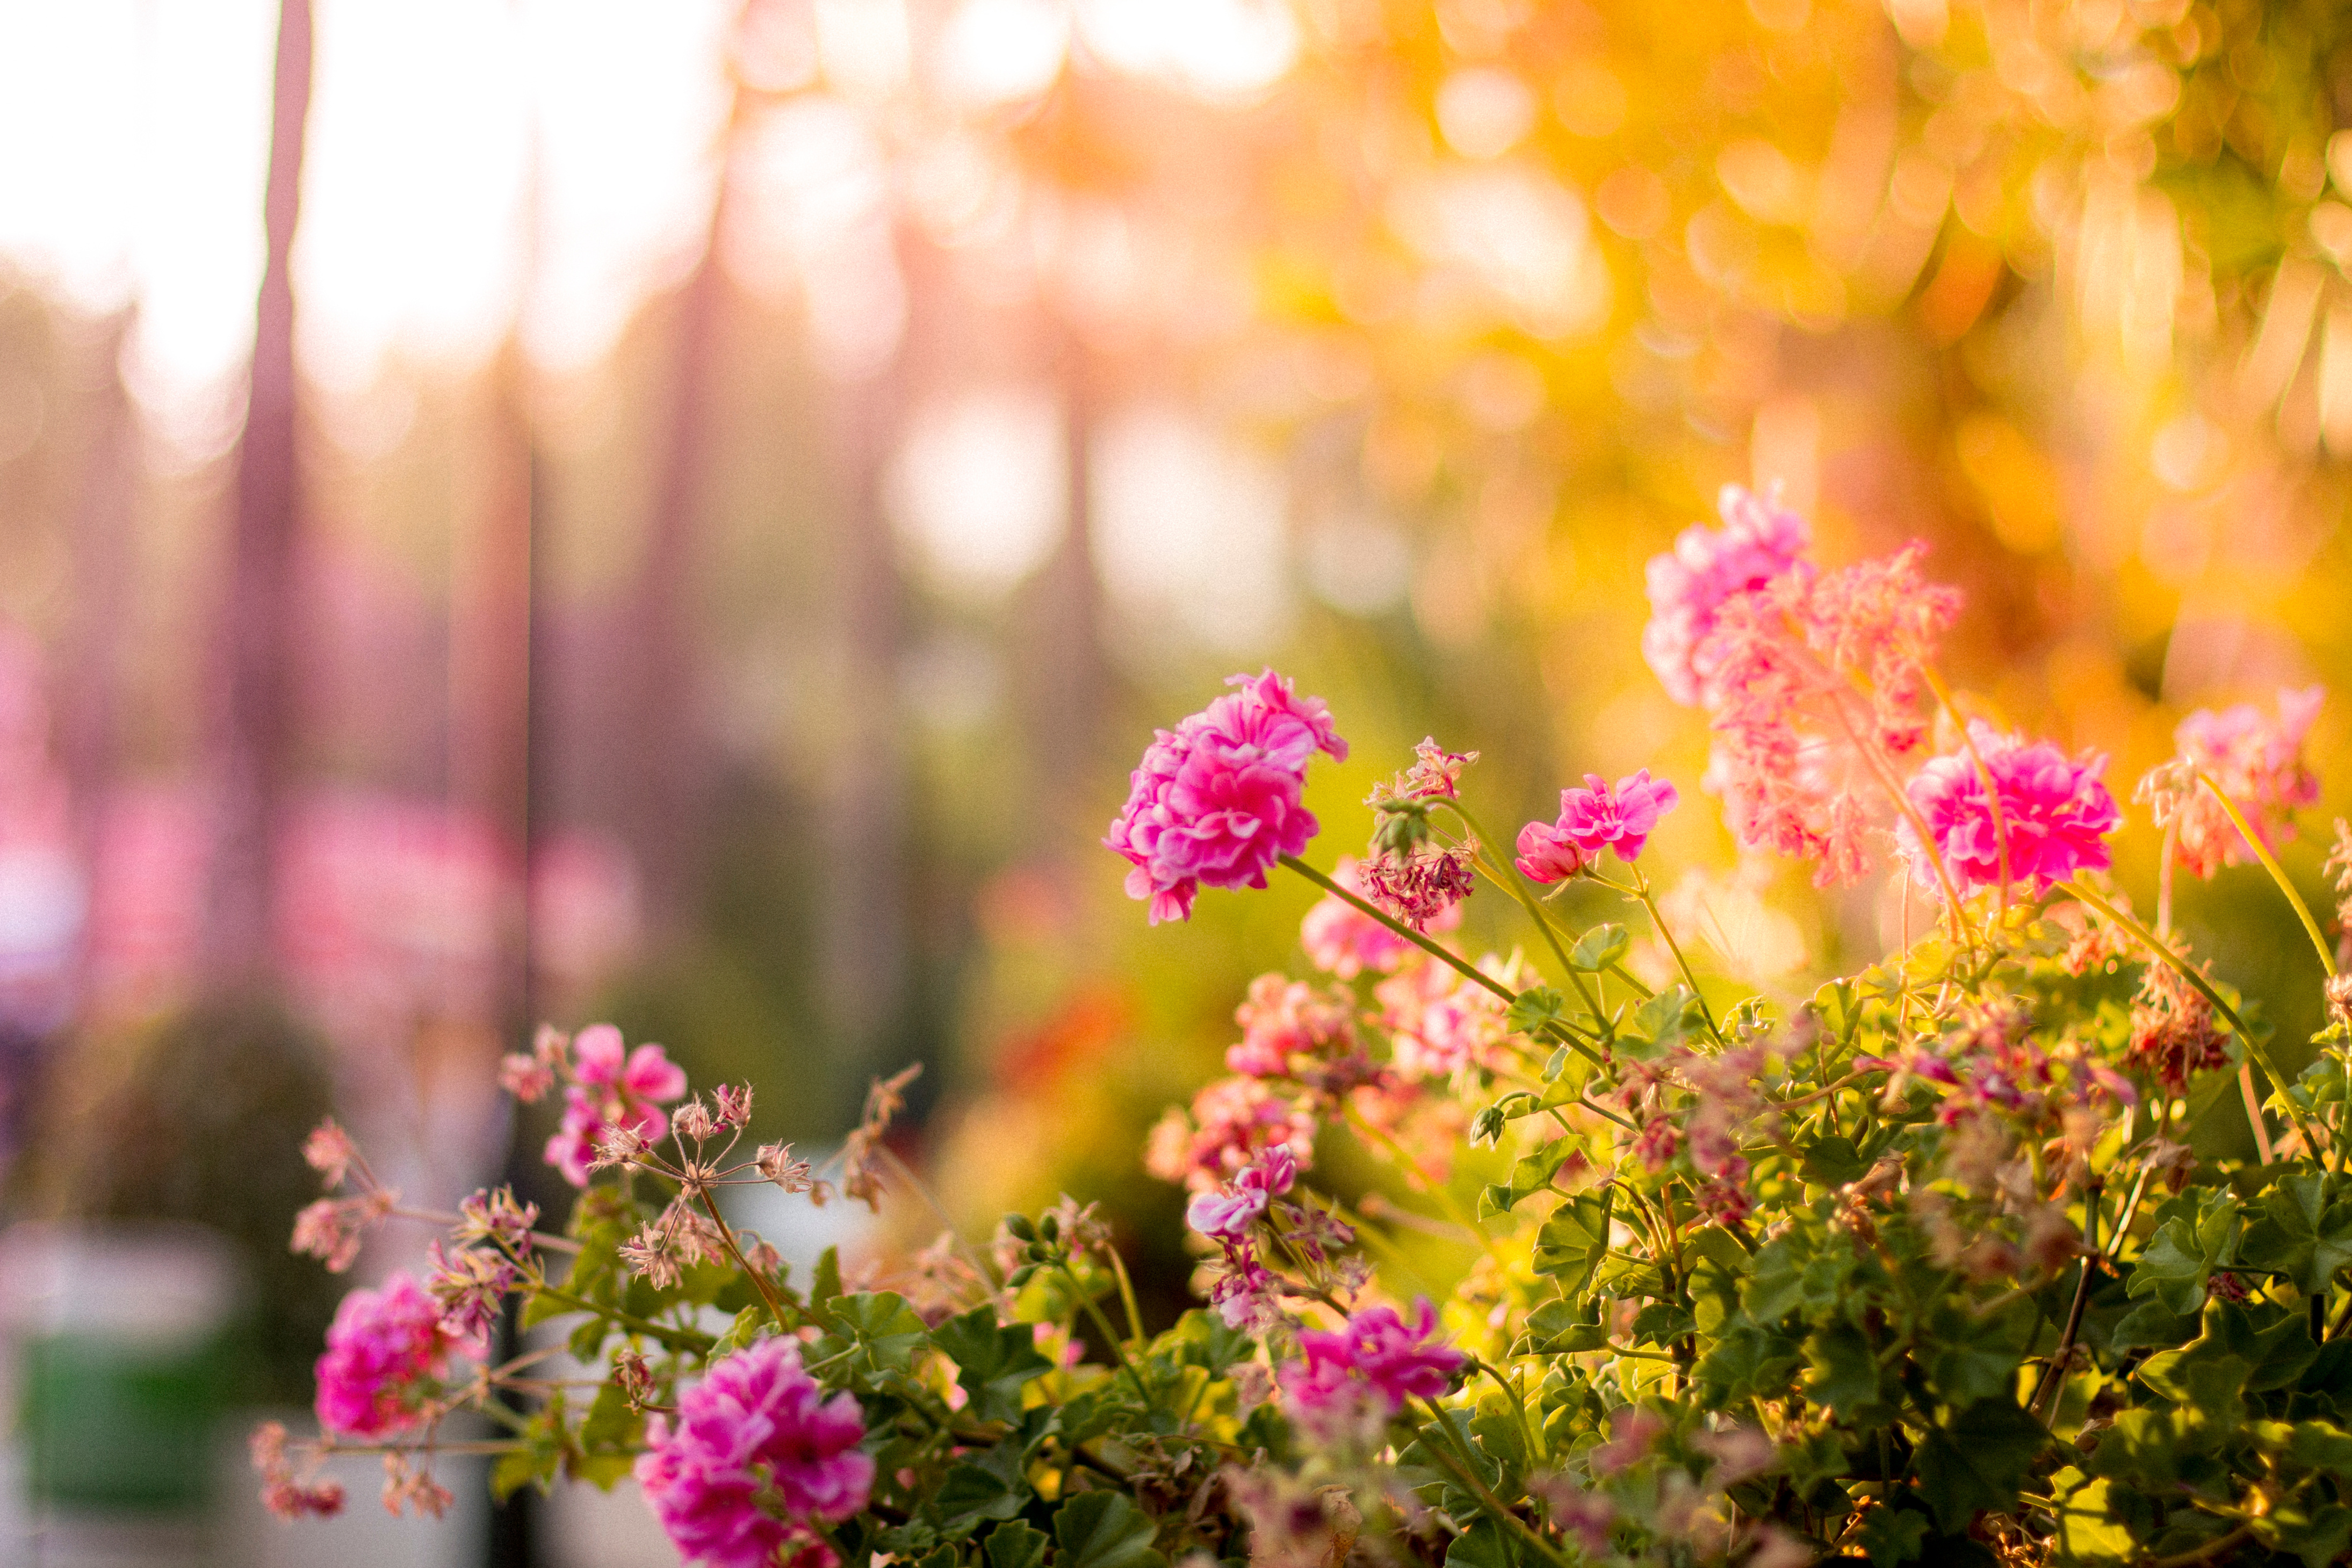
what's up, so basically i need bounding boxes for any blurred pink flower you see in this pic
[636,1338,872,1568]
[314,1273,460,1437]
[1901,722,2120,893]
[573,1023,689,1102]
[1146,1076,1318,1191]
[1642,485,1811,706]
[1516,771,1679,883]
[1301,856,1450,977]
[1106,669,1346,924]
[1186,1146,1297,1240]
[1279,1299,1461,1422]
[2160,686,2324,878]
[1376,957,1513,1081]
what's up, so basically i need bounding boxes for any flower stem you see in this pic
[1626,862,1724,1047]
[1410,1396,1572,1568]
[2195,768,2338,978]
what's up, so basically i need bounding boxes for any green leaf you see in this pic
[1798,1136,1869,1187]
[984,1521,1050,1568]
[1629,987,1698,1051]
[932,1306,1055,1423]
[2050,1473,2134,1565]
[823,1291,930,1376]
[1531,1189,1613,1291]
[812,1245,843,1307]
[1157,1309,1256,1375]
[935,1445,1030,1537]
[1444,1515,1519,1568]
[2126,1190,2237,1317]
[2106,1296,2198,1354]
[1054,1492,1165,1568]
[1478,1146,1572,1218]
[579,1378,639,1454]
[1693,1320,1802,1406]
[1859,1508,1931,1567]
[1803,1319,1886,1421]
[1911,1398,2047,1532]
[1684,1227,1749,1336]
[1505,987,1568,1036]
[1520,1299,1608,1355]
[2236,1174,2352,1297]
[1568,924,1629,973]
[1741,1239,1806,1325]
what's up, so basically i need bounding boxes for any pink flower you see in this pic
[2163,687,2324,878]
[1106,669,1347,924]
[314,1274,461,1437]
[1301,857,1452,977]
[302,1118,356,1186]
[1226,974,1359,1081]
[545,1085,669,1187]
[1517,771,1680,883]
[1642,485,1811,706]
[573,1023,690,1101]
[1901,722,2121,893]
[1186,1147,1298,1240]
[1692,544,1962,886]
[1279,1299,1461,1421]
[1145,1076,1318,1192]
[634,1338,873,1568]
[1376,957,1513,1081]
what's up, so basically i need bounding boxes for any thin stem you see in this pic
[1441,800,1617,1042]
[2238,1066,2277,1166]
[2060,879,2322,1159]
[1627,862,1724,1046]
[529,1282,715,1355]
[2029,1179,2101,1420]
[2196,768,2338,978]
[694,1185,792,1328]
[1058,1260,1155,1412]
[1410,1396,1573,1568]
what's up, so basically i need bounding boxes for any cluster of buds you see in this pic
[2128,962,2230,1094]
[380,1450,455,1520]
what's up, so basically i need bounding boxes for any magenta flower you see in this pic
[1516,770,1680,883]
[1279,1299,1461,1421]
[635,1337,874,1568]
[1186,1146,1297,1241]
[1901,722,2121,893]
[542,1027,689,1187]
[314,1273,460,1438]
[1106,669,1347,924]
[1641,485,1810,706]
[573,1023,690,1101]
[2162,686,2324,878]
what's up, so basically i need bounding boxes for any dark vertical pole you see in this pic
[203,0,313,989]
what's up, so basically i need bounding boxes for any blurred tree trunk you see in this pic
[1026,314,1108,848]
[60,310,137,999]
[201,0,313,989]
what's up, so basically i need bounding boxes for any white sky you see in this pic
[0,0,731,408]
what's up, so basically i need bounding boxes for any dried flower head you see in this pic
[1367,736,1477,807]
[302,1118,357,1187]
[757,1141,813,1192]
[1358,843,1475,930]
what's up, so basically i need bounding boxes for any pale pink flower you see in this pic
[1517,770,1679,882]
[2158,687,2325,878]
[1642,485,1811,706]
[1376,956,1514,1082]
[314,1274,460,1437]
[1278,1299,1461,1420]
[1186,1146,1298,1240]
[634,1338,872,1568]
[1145,1076,1318,1192]
[496,1052,555,1103]
[542,1027,687,1187]
[1227,974,1359,1081]
[1300,856,1450,977]
[1901,722,2120,893]
[1367,737,1478,805]
[425,1240,517,1344]
[302,1118,356,1187]
[1694,544,1962,885]
[1105,669,1346,924]
[291,1190,394,1274]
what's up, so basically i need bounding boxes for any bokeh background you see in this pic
[1,0,2349,1562]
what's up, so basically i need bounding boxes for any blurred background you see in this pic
[0,0,2349,1561]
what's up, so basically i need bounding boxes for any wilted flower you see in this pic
[757,1141,813,1191]
[1358,843,1476,929]
[456,1187,538,1258]
[1105,669,1347,924]
[712,1083,754,1129]
[381,1451,455,1520]
[251,1420,347,1522]
[2129,962,2231,1093]
[1367,736,1478,805]
[425,1240,517,1343]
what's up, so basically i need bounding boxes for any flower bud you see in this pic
[1004,1214,1036,1242]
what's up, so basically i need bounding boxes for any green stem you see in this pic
[528,1282,715,1355]
[1059,1261,1156,1413]
[1627,862,1724,1046]
[2195,769,2338,978]
[2060,879,2323,1159]
[1442,800,1613,1040]
[1411,1396,1573,1568]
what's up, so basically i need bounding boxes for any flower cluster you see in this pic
[1278,1300,1461,1444]
[1902,722,2121,893]
[635,1338,874,1568]
[502,1022,689,1187]
[2142,687,2325,878]
[314,1272,465,1439]
[1106,669,1346,924]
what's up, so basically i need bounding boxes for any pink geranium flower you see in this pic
[1106,670,1346,924]
[2160,687,2324,878]
[1186,1146,1297,1240]
[1279,1299,1461,1424]
[1901,721,2121,893]
[314,1274,463,1438]
[1642,485,1811,706]
[1145,1076,1319,1192]
[636,1338,873,1568]
[1515,770,1680,883]
[542,1026,689,1187]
